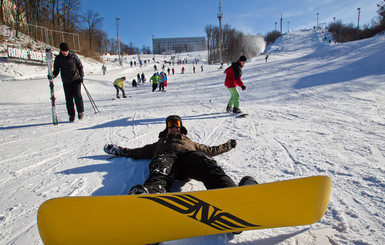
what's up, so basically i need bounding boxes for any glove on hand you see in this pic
[241,85,246,91]
[104,144,122,155]
[229,139,237,148]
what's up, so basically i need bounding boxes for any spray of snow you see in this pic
[242,34,266,57]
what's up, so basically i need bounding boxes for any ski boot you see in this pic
[226,105,232,112]
[69,115,75,122]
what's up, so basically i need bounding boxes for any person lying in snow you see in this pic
[104,115,257,194]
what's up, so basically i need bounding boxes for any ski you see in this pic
[45,48,58,125]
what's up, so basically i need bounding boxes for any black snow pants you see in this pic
[143,151,236,194]
[114,85,126,97]
[62,82,84,117]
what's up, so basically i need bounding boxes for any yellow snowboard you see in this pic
[37,175,331,245]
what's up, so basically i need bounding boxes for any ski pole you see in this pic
[82,83,100,113]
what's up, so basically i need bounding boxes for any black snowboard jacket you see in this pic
[53,52,84,83]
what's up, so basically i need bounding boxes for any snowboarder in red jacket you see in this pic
[224,55,247,113]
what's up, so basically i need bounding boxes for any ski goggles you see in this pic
[167,119,181,128]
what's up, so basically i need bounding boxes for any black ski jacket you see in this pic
[53,52,84,83]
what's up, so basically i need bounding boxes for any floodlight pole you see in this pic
[115,18,121,66]
[217,0,223,65]
[356,8,361,40]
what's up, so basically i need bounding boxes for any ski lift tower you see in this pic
[217,0,223,65]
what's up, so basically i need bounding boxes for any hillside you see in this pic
[1,29,385,245]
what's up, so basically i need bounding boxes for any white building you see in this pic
[152,37,206,54]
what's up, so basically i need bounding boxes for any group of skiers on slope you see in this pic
[49,41,247,119]
[49,42,255,220]
[112,73,147,98]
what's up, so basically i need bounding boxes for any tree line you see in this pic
[0,0,150,58]
[328,1,385,42]
[206,0,385,64]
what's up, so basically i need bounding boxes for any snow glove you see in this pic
[241,85,246,91]
[104,144,124,156]
[229,139,237,148]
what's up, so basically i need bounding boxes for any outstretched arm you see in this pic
[194,139,237,157]
[103,143,156,159]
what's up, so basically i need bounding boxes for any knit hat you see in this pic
[239,55,247,62]
[159,115,188,137]
[59,42,70,51]
[239,55,247,61]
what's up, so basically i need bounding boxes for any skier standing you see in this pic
[224,55,247,113]
[150,73,160,92]
[104,115,257,195]
[49,42,85,122]
[113,76,127,98]
[141,73,146,83]
[159,72,166,91]
[101,65,107,75]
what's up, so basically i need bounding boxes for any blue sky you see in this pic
[81,0,380,49]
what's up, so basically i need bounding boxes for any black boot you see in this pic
[233,107,242,114]
[238,176,258,186]
[128,185,149,195]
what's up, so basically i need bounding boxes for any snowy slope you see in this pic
[1,29,385,245]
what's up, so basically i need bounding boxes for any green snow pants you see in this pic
[227,87,240,108]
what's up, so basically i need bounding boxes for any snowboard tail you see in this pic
[37,176,331,245]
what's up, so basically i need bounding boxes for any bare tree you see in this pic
[60,0,80,33]
[80,9,103,51]
[0,0,5,23]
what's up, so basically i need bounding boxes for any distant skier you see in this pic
[132,79,137,87]
[224,55,247,114]
[141,73,146,83]
[101,65,107,75]
[159,72,167,91]
[150,73,160,92]
[113,76,127,98]
[49,42,85,122]
[103,115,257,195]
[265,55,269,62]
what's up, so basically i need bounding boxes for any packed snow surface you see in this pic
[1,29,385,244]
